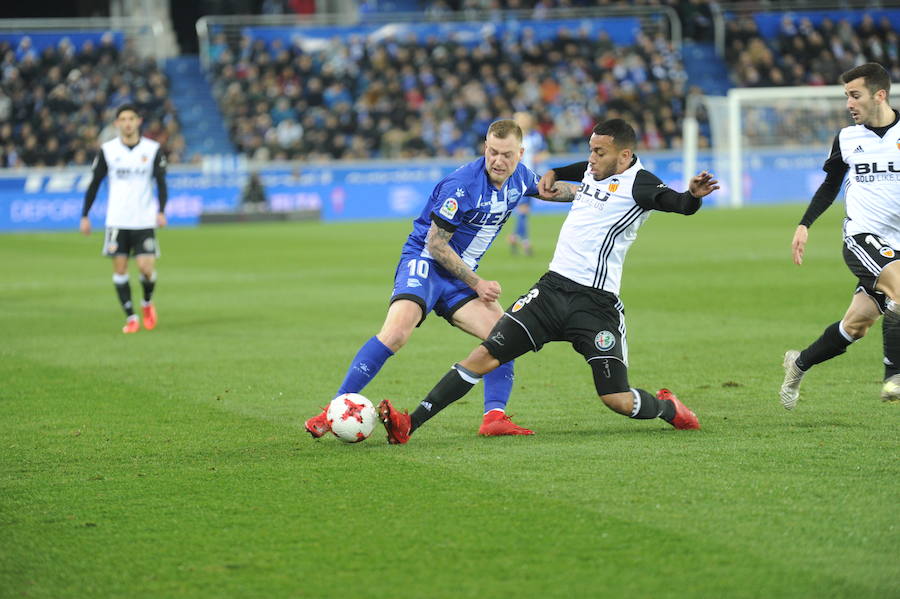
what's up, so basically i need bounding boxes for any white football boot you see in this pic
[880,374,900,402]
[780,350,805,411]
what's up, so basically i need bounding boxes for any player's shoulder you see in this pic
[634,167,663,185]
[439,157,485,195]
[138,136,161,151]
[100,137,119,152]
[838,123,873,142]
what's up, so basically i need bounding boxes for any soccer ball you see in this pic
[326,393,378,443]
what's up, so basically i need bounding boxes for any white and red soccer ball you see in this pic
[326,393,377,443]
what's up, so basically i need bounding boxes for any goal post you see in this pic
[683,85,847,208]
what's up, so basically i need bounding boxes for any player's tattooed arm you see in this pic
[539,182,578,202]
[426,223,480,288]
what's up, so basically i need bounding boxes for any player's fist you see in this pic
[79,217,91,236]
[474,278,501,303]
[538,170,557,197]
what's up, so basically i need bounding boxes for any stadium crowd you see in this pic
[727,13,900,87]
[209,26,691,161]
[2,6,898,167]
[0,34,185,168]
[725,13,900,147]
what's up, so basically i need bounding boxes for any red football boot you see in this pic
[304,408,330,439]
[378,399,411,444]
[122,316,140,334]
[478,409,534,436]
[142,303,157,331]
[657,388,700,430]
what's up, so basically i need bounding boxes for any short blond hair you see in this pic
[486,119,523,143]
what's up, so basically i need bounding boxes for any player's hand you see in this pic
[688,171,720,198]
[79,217,91,236]
[156,212,167,228]
[538,170,557,197]
[791,225,808,265]
[473,278,501,303]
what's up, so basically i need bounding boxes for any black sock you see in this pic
[796,321,853,371]
[410,364,480,432]
[140,272,156,303]
[629,388,676,422]
[114,279,134,317]
[884,307,900,380]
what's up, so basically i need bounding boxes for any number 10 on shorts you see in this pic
[407,259,430,278]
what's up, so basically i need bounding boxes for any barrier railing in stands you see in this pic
[195,7,682,72]
[0,16,169,61]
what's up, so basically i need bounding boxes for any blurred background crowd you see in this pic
[0,34,186,168]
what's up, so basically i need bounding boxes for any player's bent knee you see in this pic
[599,392,634,415]
[842,321,872,338]
[461,345,499,375]
[376,328,412,352]
[590,357,632,414]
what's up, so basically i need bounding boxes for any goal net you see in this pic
[683,85,850,207]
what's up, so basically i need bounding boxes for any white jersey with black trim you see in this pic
[548,158,651,295]
[839,121,900,245]
[99,137,163,229]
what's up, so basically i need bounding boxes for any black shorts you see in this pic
[843,232,897,312]
[483,271,628,365]
[103,228,160,258]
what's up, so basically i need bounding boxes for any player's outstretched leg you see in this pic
[782,321,857,409]
[656,388,700,430]
[305,408,331,439]
[378,399,411,444]
[780,349,805,410]
[479,361,533,436]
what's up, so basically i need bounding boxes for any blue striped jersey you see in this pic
[401,157,540,271]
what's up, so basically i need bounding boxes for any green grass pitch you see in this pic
[1,204,897,598]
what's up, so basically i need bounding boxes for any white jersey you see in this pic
[93,137,166,229]
[548,157,702,295]
[838,121,900,246]
[549,159,650,294]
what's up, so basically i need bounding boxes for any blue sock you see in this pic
[516,214,528,239]
[335,336,394,397]
[482,360,514,413]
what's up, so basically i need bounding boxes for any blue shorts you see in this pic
[391,251,478,326]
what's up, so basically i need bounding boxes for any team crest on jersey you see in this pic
[594,330,616,351]
[608,178,619,192]
[439,198,459,219]
[881,247,896,258]
[896,138,900,150]
[511,288,539,312]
